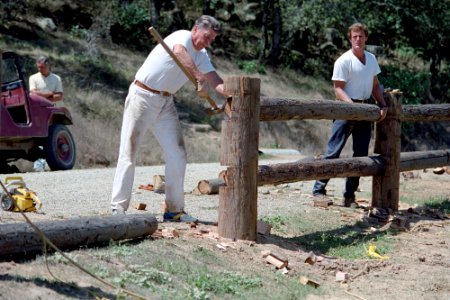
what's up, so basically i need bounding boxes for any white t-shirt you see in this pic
[332,50,381,100]
[29,72,63,94]
[135,30,215,94]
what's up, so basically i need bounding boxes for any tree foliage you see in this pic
[1,0,448,103]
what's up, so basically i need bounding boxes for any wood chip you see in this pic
[265,253,288,269]
[304,251,317,265]
[335,271,349,282]
[134,202,147,210]
[161,228,179,238]
[299,276,320,288]
[261,250,271,258]
[432,167,446,175]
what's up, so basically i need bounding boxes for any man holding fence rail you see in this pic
[312,23,388,207]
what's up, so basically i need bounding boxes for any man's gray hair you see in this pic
[36,55,50,65]
[195,15,221,33]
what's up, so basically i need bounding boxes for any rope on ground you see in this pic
[0,179,150,300]
[344,289,368,300]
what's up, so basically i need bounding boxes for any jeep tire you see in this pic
[44,124,76,170]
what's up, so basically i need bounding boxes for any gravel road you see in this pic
[2,157,349,223]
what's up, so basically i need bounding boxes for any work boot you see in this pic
[112,208,126,215]
[163,211,198,223]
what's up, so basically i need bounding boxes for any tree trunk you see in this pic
[149,0,160,27]
[0,214,158,256]
[269,0,281,66]
[258,0,269,62]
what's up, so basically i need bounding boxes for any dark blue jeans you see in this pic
[312,120,371,198]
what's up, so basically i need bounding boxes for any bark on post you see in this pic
[219,77,260,241]
[372,92,402,210]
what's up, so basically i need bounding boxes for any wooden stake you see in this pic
[372,92,402,211]
[219,77,260,241]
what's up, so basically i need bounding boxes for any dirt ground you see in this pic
[0,167,449,300]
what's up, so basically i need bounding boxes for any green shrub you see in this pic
[379,65,429,105]
[237,60,266,74]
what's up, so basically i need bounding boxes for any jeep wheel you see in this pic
[44,124,76,170]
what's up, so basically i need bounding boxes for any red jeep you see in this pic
[0,51,76,173]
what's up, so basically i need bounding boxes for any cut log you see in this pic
[257,156,386,186]
[259,98,381,121]
[257,98,450,122]
[255,149,449,186]
[0,213,158,256]
[197,178,226,195]
[401,104,450,122]
[153,175,165,193]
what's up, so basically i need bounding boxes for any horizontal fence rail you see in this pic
[257,150,450,186]
[219,77,449,241]
[257,97,450,122]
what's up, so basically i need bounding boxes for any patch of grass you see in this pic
[110,243,136,257]
[192,246,218,262]
[259,215,287,232]
[190,271,262,296]
[43,252,78,265]
[289,219,395,259]
[113,266,172,289]
[90,265,111,278]
[424,198,450,214]
[400,195,449,211]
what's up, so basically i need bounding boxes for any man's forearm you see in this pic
[173,45,204,83]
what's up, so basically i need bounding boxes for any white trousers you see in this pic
[111,83,187,212]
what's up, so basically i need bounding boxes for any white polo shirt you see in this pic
[332,50,381,100]
[135,30,215,94]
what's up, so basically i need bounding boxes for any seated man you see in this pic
[29,55,64,171]
[29,55,64,105]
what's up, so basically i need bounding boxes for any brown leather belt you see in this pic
[134,80,171,97]
[352,98,370,104]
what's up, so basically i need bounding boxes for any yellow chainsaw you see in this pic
[0,176,42,212]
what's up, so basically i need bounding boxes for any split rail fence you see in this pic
[218,76,450,241]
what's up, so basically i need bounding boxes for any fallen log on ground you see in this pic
[0,213,158,256]
[197,178,226,194]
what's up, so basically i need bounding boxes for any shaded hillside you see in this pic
[1,0,448,171]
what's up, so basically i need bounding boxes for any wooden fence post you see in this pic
[219,77,260,241]
[372,92,402,211]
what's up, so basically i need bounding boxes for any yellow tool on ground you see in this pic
[0,176,42,212]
